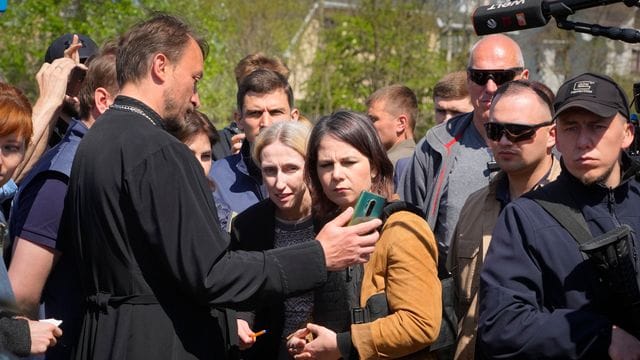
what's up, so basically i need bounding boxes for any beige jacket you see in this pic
[387,139,416,168]
[351,210,441,359]
[448,157,561,360]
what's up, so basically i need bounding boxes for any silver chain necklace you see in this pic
[110,104,157,126]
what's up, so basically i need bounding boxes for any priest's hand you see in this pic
[316,207,381,271]
[609,325,640,360]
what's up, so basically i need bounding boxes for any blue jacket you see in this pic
[477,157,640,359]
[210,140,267,232]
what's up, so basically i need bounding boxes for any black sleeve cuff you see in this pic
[265,240,327,297]
[337,331,357,360]
[590,320,613,358]
[236,311,256,326]
[0,317,31,357]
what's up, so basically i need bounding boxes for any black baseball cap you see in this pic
[44,33,98,64]
[554,72,630,120]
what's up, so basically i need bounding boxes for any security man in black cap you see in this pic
[477,73,640,359]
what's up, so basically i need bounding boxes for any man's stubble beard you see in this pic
[162,89,193,132]
[578,162,616,187]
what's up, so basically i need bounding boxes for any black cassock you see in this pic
[60,96,327,359]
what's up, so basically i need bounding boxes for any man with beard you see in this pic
[477,73,640,358]
[60,14,381,359]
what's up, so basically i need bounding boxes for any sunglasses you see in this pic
[484,120,554,142]
[468,67,523,86]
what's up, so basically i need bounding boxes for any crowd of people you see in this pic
[0,11,639,360]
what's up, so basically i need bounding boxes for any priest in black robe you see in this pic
[59,14,381,360]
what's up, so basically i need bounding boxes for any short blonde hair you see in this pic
[252,121,312,166]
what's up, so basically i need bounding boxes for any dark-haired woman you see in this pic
[288,110,441,359]
[169,110,219,176]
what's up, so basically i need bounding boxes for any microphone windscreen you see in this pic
[472,0,549,36]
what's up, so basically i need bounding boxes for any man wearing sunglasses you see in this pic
[447,80,559,360]
[478,73,640,358]
[400,34,529,262]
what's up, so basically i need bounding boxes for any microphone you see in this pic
[473,0,549,35]
[472,0,626,36]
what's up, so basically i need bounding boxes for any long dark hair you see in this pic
[305,110,394,217]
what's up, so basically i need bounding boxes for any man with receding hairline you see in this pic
[401,34,529,262]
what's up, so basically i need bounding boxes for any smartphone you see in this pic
[227,122,243,135]
[66,66,87,97]
[349,191,385,226]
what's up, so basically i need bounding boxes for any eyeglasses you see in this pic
[468,67,523,86]
[484,120,554,142]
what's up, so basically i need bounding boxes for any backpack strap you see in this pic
[526,186,591,258]
[350,201,422,324]
[348,200,457,354]
[381,200,424,223]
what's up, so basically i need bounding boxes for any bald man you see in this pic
[400,34,529,261]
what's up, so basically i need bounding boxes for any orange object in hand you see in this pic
[250,330,267,339]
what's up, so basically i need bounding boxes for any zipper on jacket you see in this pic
[607,189,621,227]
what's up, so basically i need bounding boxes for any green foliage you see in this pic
[186,0,314,124]
[0,0,146,99]
[298,0,465,138]
[0,0,637,137]
[0,0,461,136]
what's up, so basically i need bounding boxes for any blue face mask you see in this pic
[0,179,17,203]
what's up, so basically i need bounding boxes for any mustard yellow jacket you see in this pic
[351,210,442,359]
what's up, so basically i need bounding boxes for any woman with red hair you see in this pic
[0,82,62,357]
